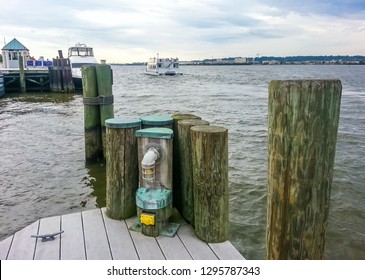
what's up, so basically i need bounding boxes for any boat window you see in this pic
[157,63,162,68]
[69,47,94,57]
[173,63,179,68]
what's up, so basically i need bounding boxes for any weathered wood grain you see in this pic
[105,123,139,219]
[267,79,342,259]
[171,113,201,212]
[191,125,229,243]
[178,119,209,226]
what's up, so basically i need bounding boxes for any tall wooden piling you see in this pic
[105,118,141,220]
[171,113,201,211]
[191,125,229,243]
[82,66,102,162]
[18,55,26,93]
[96,64,114,155]
[177,119,209,226]
[267,79,342,260]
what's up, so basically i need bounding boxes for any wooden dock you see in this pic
[0,208,245,260]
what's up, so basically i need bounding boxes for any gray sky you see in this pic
[1,0,364,63]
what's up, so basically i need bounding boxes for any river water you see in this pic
[0,65,364,259]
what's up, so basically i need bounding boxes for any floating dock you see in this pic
[0,208,245,260]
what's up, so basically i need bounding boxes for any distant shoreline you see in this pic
[111,62,365,66]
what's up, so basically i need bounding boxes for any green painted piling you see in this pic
[267,79,342,260]
[191,125,229,243]
[178,119,209,227]
[171,113,201,211]
[96,64,114,156]
[82,66,103,162]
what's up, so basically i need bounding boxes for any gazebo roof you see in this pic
[2,38,29,51]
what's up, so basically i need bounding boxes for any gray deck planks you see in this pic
[7,220,39,260]
[0,208,245,260]
[0,235,13,260]
[101,208,138,260]
[34,216,61,260]
[209,241,246,260]
[156,234,192,260]
[61,212,86,260]
[82,208,112,260]
[177,224,218,260]
[125,217,166,260]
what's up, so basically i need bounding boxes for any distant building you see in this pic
[234,57,246,64]
[1,38,30,69]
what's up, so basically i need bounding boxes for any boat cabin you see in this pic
[68,43,94,58]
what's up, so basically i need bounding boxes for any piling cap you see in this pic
[135,127,173,139]
[105,117,141,129]
[140,115,173,126]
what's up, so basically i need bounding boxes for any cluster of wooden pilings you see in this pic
[82,64,114,162]
[49,58,74,93]
[82,68,342,258]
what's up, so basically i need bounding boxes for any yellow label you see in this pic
[140,213,155,226]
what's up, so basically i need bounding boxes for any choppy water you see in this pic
[0,65,364,259]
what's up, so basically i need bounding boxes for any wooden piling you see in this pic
[105,118,141,220]
[177,119,209,226]
[18,55,26,93]
[82,66,103,162]
[267,79,342,260]
[171,113,201,211]
[96,64,114,156]
[191,125,229,243]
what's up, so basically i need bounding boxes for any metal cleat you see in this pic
[31,230,64,242]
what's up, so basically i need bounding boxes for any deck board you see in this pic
[34,216,61,260]
[156,232,193,260]
[0,235,13,260]
[82,208,112,260]
[60,212,86,260]
[209,241,245,260]
[0,208,245,260]
[7,220,39,260]
[177,224,218,260]
[125,217,166,260]
[101,208,138,260]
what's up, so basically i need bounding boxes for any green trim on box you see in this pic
[136,188,172,209]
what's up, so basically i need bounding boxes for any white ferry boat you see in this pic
[68,43,98,88]
[145,55,182,76]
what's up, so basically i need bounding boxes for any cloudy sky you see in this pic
[1,0,364,63]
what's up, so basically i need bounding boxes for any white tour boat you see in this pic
[145,55,182,76]
[68,43,98,89]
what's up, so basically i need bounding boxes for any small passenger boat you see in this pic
[145,55,183,76]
